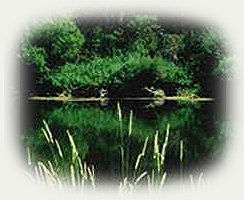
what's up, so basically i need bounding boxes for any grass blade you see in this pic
[42,119,54,144]
[55,139,63,159]
[135,171,147,185]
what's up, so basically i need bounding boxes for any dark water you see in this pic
[23,99,225,184]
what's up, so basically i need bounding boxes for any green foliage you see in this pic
[154,57,193,87]
[22,18,85,67]
[200,30,223,55]
[50,55,124,92]
[177,31,204,71]
[25,102,222,178]
[49,51,195,93]
[35,104,196,150]
[50,20,85,63]
[176,88,200,97]
[109,52,153,86]
[159,33,185,61]
[24,123,89,165]
[179,29,226,74]
[20,15,229,96]
[213,56,232,79]
[22,16,228,187]
[83,26,122,57]
[127,16,162,55]
[50,53,150,91]
[21,43,49,75]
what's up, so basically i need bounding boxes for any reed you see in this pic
[41,120,58,165]
[27,120,96,189]
[128,110,133,137]
[67,130,79,163]
[42,119,54,144]
[70,164,76,188]
[117,102,125,180]
[118,114,171,191]
[180,140,184,162]
[159,172,167,190]
[134,171,147,185]
[150,124,170,186]
[115,103,173,192]
[160,124,170,167]
[26,108,203,192]
[27,147,32,166]
[54,139,63,159]
[134,136,149,172]
[180,139,184,183]
[125,110,133,178]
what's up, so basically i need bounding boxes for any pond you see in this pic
[22,98,225,188]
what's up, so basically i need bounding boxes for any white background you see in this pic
[1,0,244,199]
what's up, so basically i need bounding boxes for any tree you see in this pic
[21,18,85,68]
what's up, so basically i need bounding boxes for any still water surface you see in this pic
[23,99,225,184]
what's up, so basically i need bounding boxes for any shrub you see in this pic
[49,52,195,94]
[50,55,124,92]
[154,56,193,87]
[21,44,47,73]
[21,18,85,67]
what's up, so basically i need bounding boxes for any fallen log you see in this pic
[28,96,214,102]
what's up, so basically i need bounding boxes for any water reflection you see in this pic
[23,100,225,182]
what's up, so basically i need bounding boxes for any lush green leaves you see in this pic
[20,16,229,96]
[21,18,85,67]
[49,52,196,93]
[127,16,162,55]
[21,44,47,72]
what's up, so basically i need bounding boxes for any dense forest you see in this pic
[20,15,229,99]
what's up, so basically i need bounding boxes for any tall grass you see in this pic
[117,103,171,192]
[180,139,184,183]
[27,120,96,190]
[26,104,205,192]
